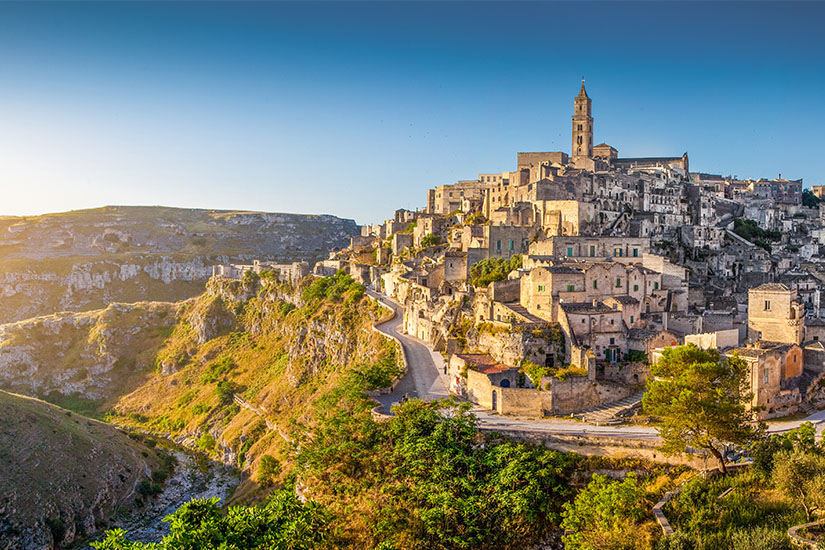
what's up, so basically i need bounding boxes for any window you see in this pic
[610,337,615,345]
[630,315,634,324]
[765,300,771,311]
[537,285,545,292]
[593,280,598,289]
[616,278,622,288]
[614,247,623,257]
[578,124,583,131]
[590,245,596,257]
[509,239,514,251]
[567,284,575,292]
[633,284,639,292]
[633,248,639,257]
[581,319,586,323]
[654,282,659,290]
[496,240,501,251]
[567,247,573,257]
[763,367,770,385]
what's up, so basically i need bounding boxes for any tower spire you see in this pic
[572,80,593,159]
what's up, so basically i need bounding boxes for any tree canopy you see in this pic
[642,345,763,472]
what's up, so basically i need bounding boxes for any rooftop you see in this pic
[752,282,791,292]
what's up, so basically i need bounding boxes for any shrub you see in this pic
[469,255,522,287]
[215,380,240,406]
[420,233,442,247]
[729,527,792,550]
[136,479,163,498]
[257,454,281,486]
[200,355,236,384]
[197,433,217,453]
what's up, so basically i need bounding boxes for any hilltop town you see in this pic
[284,82,825,423]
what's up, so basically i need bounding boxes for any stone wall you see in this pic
[545,376,635,415]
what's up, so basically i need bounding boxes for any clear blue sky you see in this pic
[0,1,823,224]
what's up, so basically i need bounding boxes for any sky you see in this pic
[0,2,823,224]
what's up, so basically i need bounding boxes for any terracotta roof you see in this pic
[455,353,513,374]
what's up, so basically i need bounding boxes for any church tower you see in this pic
[572,80,593,160]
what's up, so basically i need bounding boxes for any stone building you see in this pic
[747,283,805,345]
[726,343,804,419]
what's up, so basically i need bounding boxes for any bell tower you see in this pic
[572,79,593,161]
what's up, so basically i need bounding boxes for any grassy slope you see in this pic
[0,301,179,410]
[0,390,164,548]
[107,274,397,503]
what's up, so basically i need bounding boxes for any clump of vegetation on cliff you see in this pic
[468,255,522,287]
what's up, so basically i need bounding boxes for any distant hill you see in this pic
[0,390,164,549]
[0,205,359,324]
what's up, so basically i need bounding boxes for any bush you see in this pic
[730,527,792,550]
[302,270,364,303]
[136,479,163,498]
[215,380,240,406]
[197,433,217,453]
[421,233,442,247]
[200,355,236,384]
[257,454,281,486]
[469,255,522,287]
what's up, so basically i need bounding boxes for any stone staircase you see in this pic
[575,391,645,425]
[502,302,547,325]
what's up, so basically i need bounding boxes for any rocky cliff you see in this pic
[0,301,179,407]
[0,391,165,550]
[0,205,359,324]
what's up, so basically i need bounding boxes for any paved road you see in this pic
[368,290,825,441]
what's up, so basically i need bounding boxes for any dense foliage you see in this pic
[732,218,781,251]
[642,345,763,472]
[561,473,654,550]
[92,489,329,549]
[802,189,821,208]
[297,397,576,549]
[302,270,365,304]
[659,423,825,550]
[468,255,522,288]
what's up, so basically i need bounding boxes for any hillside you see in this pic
[0,301,179,411]
[107,271,400,503]
[0,205,358,324]
[0,391,166,549]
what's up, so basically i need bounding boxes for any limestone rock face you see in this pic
[0,206,358,324]
[0,302,178,400]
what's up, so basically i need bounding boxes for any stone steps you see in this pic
[575,391,645,425]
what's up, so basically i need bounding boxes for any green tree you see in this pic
[751,421,822,477]
[642,345,763,473]
[772,449,825,521]
[802,189,821,209]
[561,473,649,550]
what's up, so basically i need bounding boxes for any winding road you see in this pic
[368,290,825,442]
